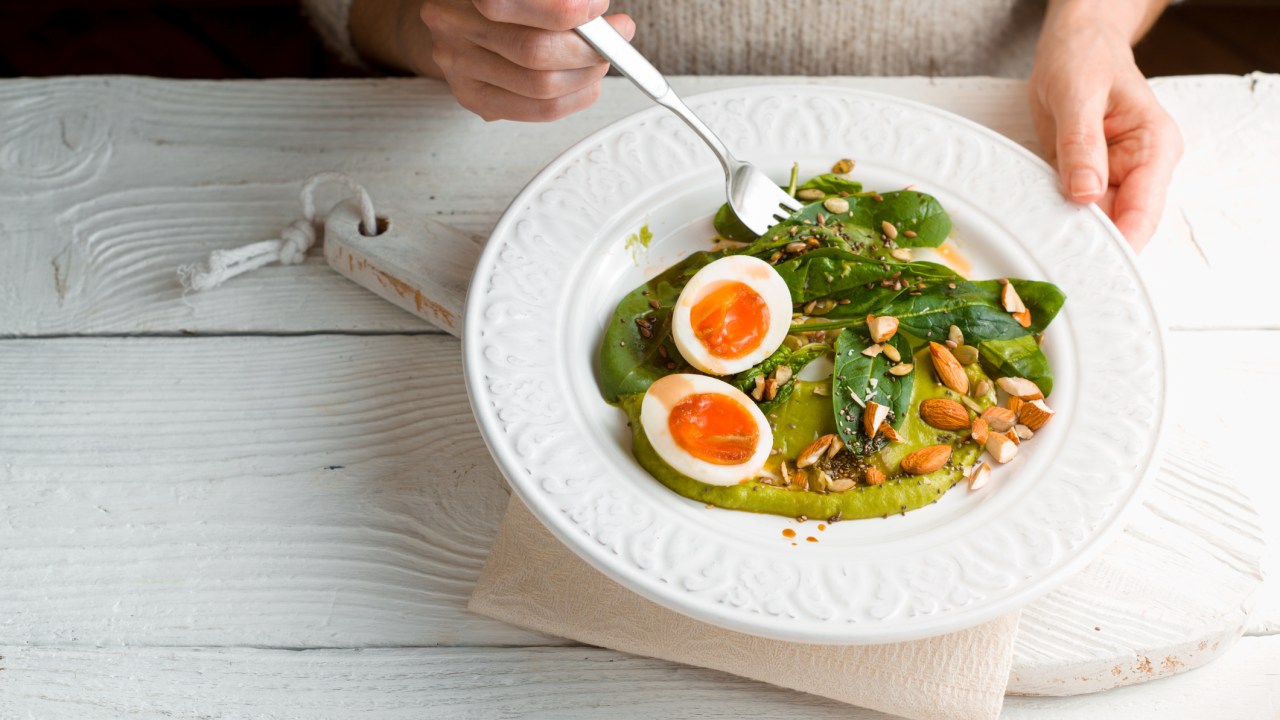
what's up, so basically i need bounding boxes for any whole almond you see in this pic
[1019,399,1055,431]
[901,445,952,475]
[971,417,989,445]
[919,398,971,431]
[981,406,1017,433]
[865,466,886,486]
[929,342,969,394]
[796,434,835,468]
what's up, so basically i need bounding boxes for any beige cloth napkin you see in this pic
[470,499,1020,720]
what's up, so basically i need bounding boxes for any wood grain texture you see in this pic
[2,74,1277,715]
[2,75,1274,336]
[1,638,1277,720]
[0,333,1267,665]
[1010,440,1265,695]
[0,75,1035,336]
[0,335,559,648]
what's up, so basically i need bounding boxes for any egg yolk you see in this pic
[690,281,769,359]
[668,393,759,465]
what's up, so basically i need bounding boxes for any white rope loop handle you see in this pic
[177,172,378,293]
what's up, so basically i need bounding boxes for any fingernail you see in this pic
[1069,169,1102,198]
[588,0,608,17]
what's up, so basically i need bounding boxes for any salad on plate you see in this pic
[599,160,1065,523]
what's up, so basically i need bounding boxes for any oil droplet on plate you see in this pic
[806,536,818,543]
[782,528,796,538]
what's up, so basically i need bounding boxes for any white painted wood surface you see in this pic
[2,639,1277,719]
[1,74,1277,718]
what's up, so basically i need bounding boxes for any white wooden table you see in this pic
[1,74,1277,719]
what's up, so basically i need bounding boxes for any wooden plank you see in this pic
[0,332,1272,655]
[0,75,1035,336]
[0,334,559,648]
[1139,73,1280,329]
[1,638,1277,719]
[3,74,1274,337]
[1164,330,1280,635]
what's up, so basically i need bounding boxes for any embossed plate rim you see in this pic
[464,84,1168,643]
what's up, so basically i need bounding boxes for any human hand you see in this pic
[351,0,633,122]
[1029,3,1182,250]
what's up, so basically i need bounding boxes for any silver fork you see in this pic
[576,17,803,236]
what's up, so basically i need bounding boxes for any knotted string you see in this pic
[177,172,379,292]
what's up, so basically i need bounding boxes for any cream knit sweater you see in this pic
[303,0,1045,78]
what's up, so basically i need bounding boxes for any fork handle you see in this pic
[575,17,735,174]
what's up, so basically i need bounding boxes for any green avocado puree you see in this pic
[621,350,995,520]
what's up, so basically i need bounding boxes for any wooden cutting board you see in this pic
[324,203,1266,696]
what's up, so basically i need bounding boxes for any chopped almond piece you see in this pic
[1001,281,1026,313]
[864,401,890,437]
[878,422,903,442]
[986,433,1019,464]
[968,462,992,491]
[796,434,835,468]
[1019,399,1055,431]
[867,314,900,344]
[865,466,886,486]
[1013,308,1032,328]
[970,417,989,445]
[1006,396,1025,416]
[981,406,1017,433]
[862,344,884,358]
[1005,428,1020,446]
[996,377,1044,400]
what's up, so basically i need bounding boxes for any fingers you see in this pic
[471,13,634,70]
[452,79,602,121]
[473,0,608,31]
[1049,87,1111,204]
[438,42,610,99]
[420,0,634,122]
[1108,116,1183,251]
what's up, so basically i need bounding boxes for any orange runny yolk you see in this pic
[690,281,769,359]
[668,393,759,465]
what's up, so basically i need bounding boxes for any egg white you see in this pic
[671,255,792,375]
[640,374,773,486]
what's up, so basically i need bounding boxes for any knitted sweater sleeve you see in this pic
[301,0,364,67]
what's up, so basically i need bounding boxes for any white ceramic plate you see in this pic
[464,86,1167,644]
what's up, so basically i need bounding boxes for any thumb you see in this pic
[1051,89,1109,203]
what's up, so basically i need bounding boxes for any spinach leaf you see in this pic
[713,202,759,243]
[772,249,959,304]
[599,250,723,402]
[732,343,830,414]
[831,328,913,454]
[796,173,863,197]
[981,279,1067,335]
[797,278,1066,345]
[739,190,951,257]
[870,192,952,248]
[978,335,1054,397]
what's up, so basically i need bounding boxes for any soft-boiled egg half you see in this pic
[641,374,773,486]
[671,255,792,376]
